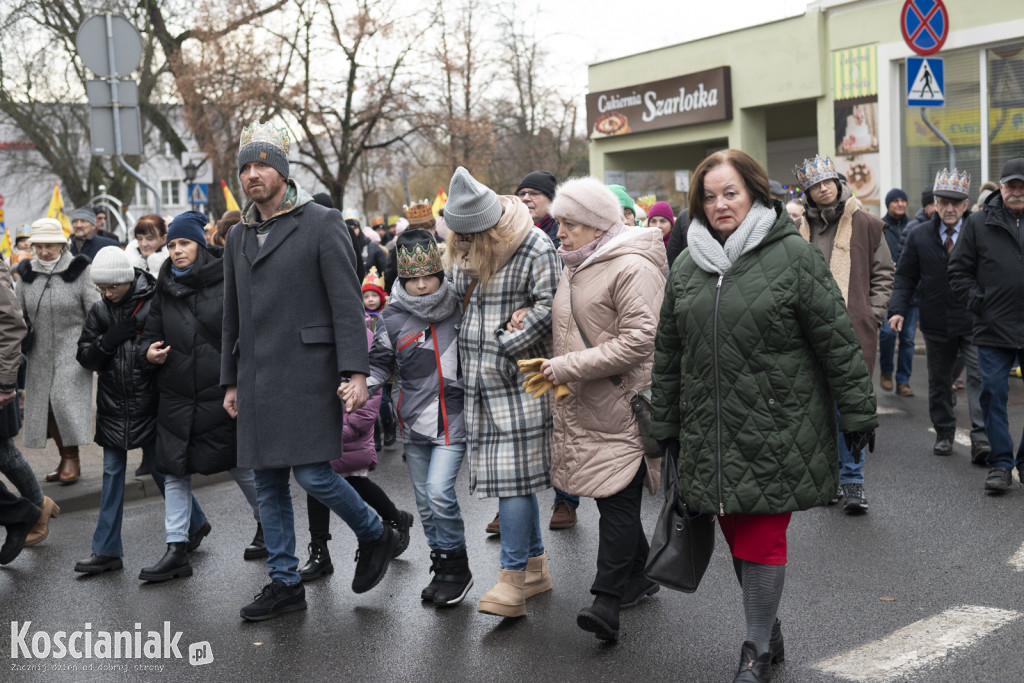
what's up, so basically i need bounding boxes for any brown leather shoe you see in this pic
[549,500,577,529]
[485,513,500,535]
[879,373,894,391]
[44,457,64,483]
[24,496,60,547]
[58,453,80,485]
[896,383,914,397]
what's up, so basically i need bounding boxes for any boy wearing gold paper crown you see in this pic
[367,228,472,607]
[794,154,893,515]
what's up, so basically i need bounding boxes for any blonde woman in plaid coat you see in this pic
[444,167,560,618]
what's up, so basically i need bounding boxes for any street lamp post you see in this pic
[183,159,200,212]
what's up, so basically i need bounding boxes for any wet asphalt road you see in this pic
[3,368,1024,682]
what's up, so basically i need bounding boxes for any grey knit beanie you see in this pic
[237,121,290,179]
[69,206,96,225]
[551,177,623,231]
[445,167,502,233]
[90,246,135,285]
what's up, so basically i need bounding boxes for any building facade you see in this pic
[586,0,1024,215]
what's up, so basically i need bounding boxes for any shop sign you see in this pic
[904,107,1024,146]
[833,46,877,100]
[586,67,731,140]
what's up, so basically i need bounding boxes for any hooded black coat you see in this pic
[141,246,236,476]
[77,269,158,450]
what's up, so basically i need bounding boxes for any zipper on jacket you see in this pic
[429,323,451,445]
[713,274,725,516]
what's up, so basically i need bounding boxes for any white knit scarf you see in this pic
[686,203,777,275]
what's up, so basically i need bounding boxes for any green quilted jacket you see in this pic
[650,208,877,515]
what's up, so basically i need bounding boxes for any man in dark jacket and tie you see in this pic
[890,169,988,463]
[222,121,400,621]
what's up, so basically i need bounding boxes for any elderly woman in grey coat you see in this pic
[443,167,560,618]
[16,218,100,485]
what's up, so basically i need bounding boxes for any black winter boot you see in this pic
[138,543,192,582]
[421,550,441,602]
[352,525,399,594]
[577,593,620,641]
[733,641,772,682]
[243,523,269,560]
[431,549,474,607]
[299,537,333,582]
[387,510,414,559]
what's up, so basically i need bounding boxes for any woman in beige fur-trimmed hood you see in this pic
[541,176,667,642]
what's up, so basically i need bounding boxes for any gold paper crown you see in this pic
[792,155,838,191]
[361,267,386,292]
[403,200,433,225]
[239,121,290,155]
[933,168,971,198]
[370,215,385,227]
[398,241,443,279]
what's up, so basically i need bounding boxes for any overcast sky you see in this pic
[533,0,811,94]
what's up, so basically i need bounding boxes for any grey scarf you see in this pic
[686,202,777,275]
[389,277,459,323]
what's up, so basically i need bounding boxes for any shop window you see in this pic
[988,44,1024,189]
[900,50,980,212]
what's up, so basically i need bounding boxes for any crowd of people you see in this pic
[1,115,1022,682]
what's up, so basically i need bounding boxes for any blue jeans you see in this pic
[255,463,383,585]
[977,346,1024,470]
[497,494,544,570]
[403,442,466,551]
[836,407,864,485]
[554,488,580,509]
[162,467,261,544]
[94,442,207,557]
[879,306,918,385]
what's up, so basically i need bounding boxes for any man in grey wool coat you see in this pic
[221,121,400,621]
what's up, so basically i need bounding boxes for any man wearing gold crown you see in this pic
[949,158,1024,494]
[221,121,401,620]
[890,169,988,464]
[794,155,893,514]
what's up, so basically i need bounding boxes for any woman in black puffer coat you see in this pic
[74,249,211,575]
[137,212,262,584]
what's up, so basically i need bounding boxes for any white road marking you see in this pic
[876,404,905,415]
[926,427,972,447]
[1010,541,1024,571]
[815,605,1021,682]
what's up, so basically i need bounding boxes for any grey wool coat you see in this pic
[452,224,560,498]
[221,194,370,470]
[16,253,100,448]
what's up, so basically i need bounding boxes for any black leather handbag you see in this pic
[644,447,716,593]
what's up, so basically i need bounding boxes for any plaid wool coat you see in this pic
[452,226,560,498]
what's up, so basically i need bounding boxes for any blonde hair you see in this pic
[443,220,519,286]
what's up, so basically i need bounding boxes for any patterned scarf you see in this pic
[241,179,313,246]
[686,202,777,275]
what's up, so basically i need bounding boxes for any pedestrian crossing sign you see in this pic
[907,57,944,107]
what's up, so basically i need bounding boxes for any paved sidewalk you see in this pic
[12,431,231,515]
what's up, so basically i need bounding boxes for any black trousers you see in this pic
[592,462,649,598]
[307,476,399,538]
[924,335,986,442]
[0,479,39,528]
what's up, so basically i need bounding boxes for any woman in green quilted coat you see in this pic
[650,150,877,683]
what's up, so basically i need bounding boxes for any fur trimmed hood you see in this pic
[17,253,91,284]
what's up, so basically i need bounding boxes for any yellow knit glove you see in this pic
[521,372,555,398]
[517,358,547,374]
[554,384,571,402]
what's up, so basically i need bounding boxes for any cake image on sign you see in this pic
[593,112,631,138]
[839,105,877,153]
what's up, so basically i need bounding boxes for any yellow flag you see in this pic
[431,188,447,217]
[47,181,73,238]
[221,180,241,212]
[0,229,10,259]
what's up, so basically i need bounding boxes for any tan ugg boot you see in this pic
[24,496,60,547]
[478,569,526,617]
[524,552,552,598]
